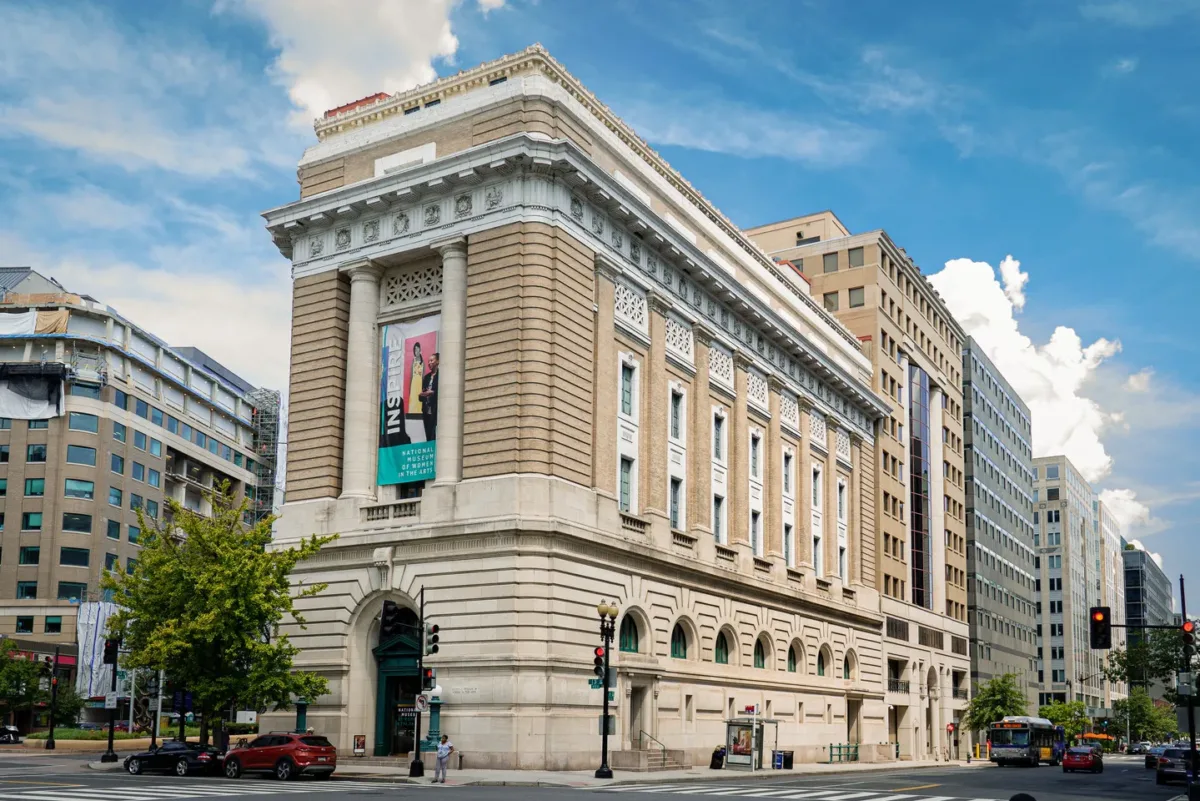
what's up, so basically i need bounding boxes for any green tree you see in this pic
[102,487,336,743]
[1114,688,1180,743]
[1104,628,1196,704]
[48,684,85,727]
[0,640,45,724]
[1039,700,1091,741]
[963,673,1029,733]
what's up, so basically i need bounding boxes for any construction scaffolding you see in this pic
[247,387,282,523]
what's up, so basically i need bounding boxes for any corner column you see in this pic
[824,415,839,580]
[340,261,383,500]
[433,238,468,486]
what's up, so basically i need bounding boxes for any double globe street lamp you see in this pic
[595,601,619,780]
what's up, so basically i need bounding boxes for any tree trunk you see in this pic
[199,712,210,746]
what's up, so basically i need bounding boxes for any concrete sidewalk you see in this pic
[329,759,986,787]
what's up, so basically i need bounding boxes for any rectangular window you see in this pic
[145,499,159,519]
[151,407,163,426]
[126,558,137,575]
[713,415,724,460]
[0,418,9,429]
[18,546,40,565]
[111,453,124,474]
[28,419,49,429]
[0,444,7,462]
[128,525,140,544]
[105,552,119,571]
[66,444,97,466]
[813,534,823,576]
[16,616,33,634]
[181,423,193,441]
[68,412,99,433]
[133,431,147,450]
[114,389,129,410]
[848,246,865,268]
[812,467,822,509]
[16,581,37,600]
[26,443,47,463]
[751,510,762,556]
[107,519,120,540]
[837,482,847,521]
[823,252,839,273]
[60,547,90,567]
[21,512,42,531]
[113,422,127,443]
[619,457,633,513]
[1046,487,1060,501]
[25,477,45,497]
[823,291,839,312]
[148,468,160,488]
[669,478,682,529]
[151,438,162,457]
[65,478,95,500]
[783,452,793,493]
[713,495,724,541]
[848,287,865,308]
[70,383,101,399]
[130,493,143,511]
[135,399,149,419]
[109,487,122,507]
[620,364,634,416]
[0,478,6,497]
[62,513,92,533]
[670,392,683,440]
[784,523,794,566]
[44,616,62,634]
[132,462,145,482]
[1046,464,1060,479]
[750,434,760,477]
[57,582,87,601]
[167,416,179,434]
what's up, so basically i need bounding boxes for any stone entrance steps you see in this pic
[611,749,690,772]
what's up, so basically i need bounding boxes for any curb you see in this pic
[87,761,125,772]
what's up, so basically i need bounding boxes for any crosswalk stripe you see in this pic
[859,796,917,801]
[816,794,891,801]
[772,792,843,799]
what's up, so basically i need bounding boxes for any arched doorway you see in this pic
[373,606,421,756]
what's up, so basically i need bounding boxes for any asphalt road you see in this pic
[0,752,1187,801]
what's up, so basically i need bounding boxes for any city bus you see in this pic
[988,716,1066,766]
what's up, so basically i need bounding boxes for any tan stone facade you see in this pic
[261,46,975,770]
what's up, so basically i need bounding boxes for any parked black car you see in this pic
[124,741,223,776]
[1147,745,1167,769]
[1156,748,1198,786]
[0,726,20,744]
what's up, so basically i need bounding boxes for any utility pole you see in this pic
[410,587,425,778]
[100,640,119,763]
[1180,576,1196,794]
[44,647,60,751]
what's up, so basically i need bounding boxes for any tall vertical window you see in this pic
[750,434,760,477]
[784,523,794,567]
[812,467,823,509]
[619,457,633,513]
[620,364,634,415]
[669,478,682,529]
[750,510,761,556]
[813,533,823,576]
[713,414,724,459]
[839,545,847,578]
[670,391,683,440]
[837,481,847,521]
[713,496,724,542]
[783,452,793,493]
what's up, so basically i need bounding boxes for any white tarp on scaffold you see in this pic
[75,601,118,699]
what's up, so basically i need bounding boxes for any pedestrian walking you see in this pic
[433,734,454,783]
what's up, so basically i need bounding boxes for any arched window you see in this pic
[843,656,851,679]
[817,650,827,676]
[619,616,639,653]
[753,639,766,669]
[787,645,798,673]
[714,632,729,664]
[670,624,687,659]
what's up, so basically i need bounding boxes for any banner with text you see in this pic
[378,314,441,485]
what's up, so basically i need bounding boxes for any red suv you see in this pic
[222,732,337,780]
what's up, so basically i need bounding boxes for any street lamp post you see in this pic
[595,601,619,780]
[44,648,60,750]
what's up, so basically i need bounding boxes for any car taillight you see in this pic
[1160,757,1171,766]
[198,753,210,761]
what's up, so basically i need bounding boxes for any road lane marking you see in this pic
[889,786,939,792]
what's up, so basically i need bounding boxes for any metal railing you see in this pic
[639,730,667,758]
[952,688,969,700]
[828,743,859,763]
[888,678,910,693]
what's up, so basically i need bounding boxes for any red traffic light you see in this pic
[1092,609,1107,622]
[1184,621,1195,634]
[594,647,606,659]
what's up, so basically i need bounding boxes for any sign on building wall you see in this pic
[378,314,441,485]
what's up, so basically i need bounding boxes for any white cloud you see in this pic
[231,0,465,126]
[928,255,1123,481]
[1098,487,1168,538]
[1126,537,1164,568]
[1124,367,1154,393]
[477,0,507,11]
[1081,0,1200,27]
[997,255,1028,311]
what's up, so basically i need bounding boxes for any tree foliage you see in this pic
[101,487,336,732]
[1039,700,1091,741]
[1112,687,1180,743]
[1104,628,1195,704]
[963,673,1029,732]
[0,640,83,726]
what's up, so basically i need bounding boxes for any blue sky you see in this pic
[0,0,1196,592]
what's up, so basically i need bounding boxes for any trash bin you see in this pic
[772,750,784,769]
[710,746,726,770]
[782,750,794,770]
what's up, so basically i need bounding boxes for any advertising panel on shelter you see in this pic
[378,314,441,485]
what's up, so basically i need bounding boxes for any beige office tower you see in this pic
[259,46,909,769]
[746,213,971,760]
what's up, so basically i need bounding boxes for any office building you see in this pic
[746,213,972,759]
[962,340,1039,710]
[259,45,903,768]
[0,270,278,666]
[1123,542,1174,643]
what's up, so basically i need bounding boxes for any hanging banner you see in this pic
[378,314,441,485]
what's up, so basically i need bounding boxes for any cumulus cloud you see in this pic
[230,0,499,126]
[1126,537,1164,568]
[1098,487,1166,537]
[928,255,1123,481]
[1124,367,1154,393]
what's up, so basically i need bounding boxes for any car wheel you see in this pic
[274,758,296,781]
[127,758,141,775]
[224,758,242,779]
[176,758,189,777]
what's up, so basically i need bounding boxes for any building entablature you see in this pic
[263,135,888,440]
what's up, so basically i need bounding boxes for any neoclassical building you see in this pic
[262,46,917,769]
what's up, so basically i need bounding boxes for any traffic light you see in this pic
[593,646,606,678]
[1089,607,1112,650]
[102,638,121,665]
[421,667,436,692]
[1183,619,1196,647]
[424,623,440,656]
[380,601,403,641]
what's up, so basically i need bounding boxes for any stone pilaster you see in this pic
[592,259,619,497]
[643,292,671,520]
[730,352,751,547]
[825,414,839,580]
[765,377,784,560]
[689,324,714,533]
[433,238,468,486]
[797,399,814,567]
[339,260,382,500]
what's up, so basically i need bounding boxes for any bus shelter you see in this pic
[724,714,779,771]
